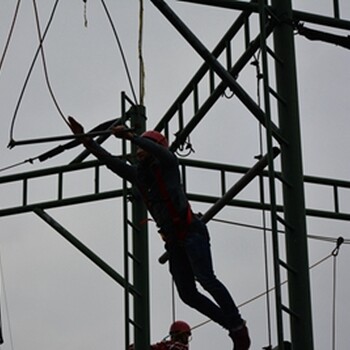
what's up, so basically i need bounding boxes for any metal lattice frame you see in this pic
[1,1,350,349]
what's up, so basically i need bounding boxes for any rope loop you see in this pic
[332,236,344,257]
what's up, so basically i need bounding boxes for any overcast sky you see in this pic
[0,1,349,349]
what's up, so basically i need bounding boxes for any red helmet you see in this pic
[169,320,191,336]
[141,130,168,148]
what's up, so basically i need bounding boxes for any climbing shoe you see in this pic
[229,322,251,350]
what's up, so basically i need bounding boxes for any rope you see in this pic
[0,158,37,173]
[8,0,138,147]
[252,50,273,347]
[100,0,138,105]
[32,0,69,127]
[331,237,344,350]
[0,0,22,76]
[8,0,61,146]
[190,245,338,334]
[83,0,88,27]
[0,249,15,349]
[211,216,350,245]
[171,279,176,323]
[138,0,145,106]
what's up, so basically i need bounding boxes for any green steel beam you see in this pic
[293,10,350,30]
[178,0,350,31]
[0,159,101,184]
[0,190,124,218]
[271,0,314,348]
[154,6,257,135]
[33,208,139,295]
[129,105,150,350]
[178,0,260,12]
[150,0,279,136]
[0,159,349,220]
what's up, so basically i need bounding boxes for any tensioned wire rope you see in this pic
[189,239,345,331]
[0,0,141,173]
[163,214,347,340]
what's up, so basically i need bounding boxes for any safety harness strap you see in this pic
[154,167,192,241]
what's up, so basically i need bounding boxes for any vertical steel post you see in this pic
[271,0,314,349]
[130,105,150,350]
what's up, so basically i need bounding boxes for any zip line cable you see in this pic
[0,0,22,76]
[190,239,344,334]
[211,216,350,245]
[100,0,138,105]
[32,0,69,127]
[8,0,61,147]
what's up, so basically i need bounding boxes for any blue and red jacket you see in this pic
[85,135,194,241]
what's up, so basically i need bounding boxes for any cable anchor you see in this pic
[332,236,344,257]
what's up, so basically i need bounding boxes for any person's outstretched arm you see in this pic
[68,116,137,183]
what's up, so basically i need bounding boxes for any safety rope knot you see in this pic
[7,138,16,149]
[332,236,344,257]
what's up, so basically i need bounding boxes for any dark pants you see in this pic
[166,220,242,331]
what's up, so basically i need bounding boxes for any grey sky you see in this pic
[0,1,349,349]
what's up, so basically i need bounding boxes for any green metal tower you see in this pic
[0,1,349,350]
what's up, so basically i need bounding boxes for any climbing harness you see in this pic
[147,166,193,242]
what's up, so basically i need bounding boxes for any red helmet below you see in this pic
[141,130,168,148]
[169,320,191,336]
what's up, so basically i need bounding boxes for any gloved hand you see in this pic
[68,116,84,135]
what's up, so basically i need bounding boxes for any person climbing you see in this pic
[68,116,251,350]
[129,320,192,350]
